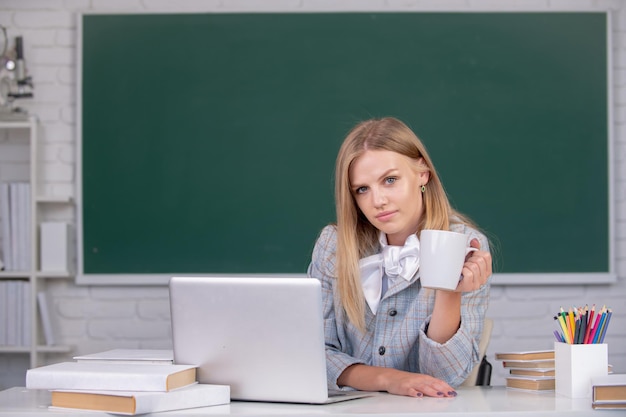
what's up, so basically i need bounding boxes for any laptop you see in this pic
[168,276,371,404]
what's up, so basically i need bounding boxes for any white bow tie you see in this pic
[359,233,420,314]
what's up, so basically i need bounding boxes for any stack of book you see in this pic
[25,349,230,415]
[495,350,555,392]
[592,374,626,410]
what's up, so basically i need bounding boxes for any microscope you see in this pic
[0,27,34,120]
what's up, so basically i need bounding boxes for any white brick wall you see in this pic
[1,0,625,390]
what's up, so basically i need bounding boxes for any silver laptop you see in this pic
[169,276,371,404]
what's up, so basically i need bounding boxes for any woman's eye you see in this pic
[355,186,368,194]
[385,177,397,185]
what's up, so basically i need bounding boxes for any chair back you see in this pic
[461,317,494,386]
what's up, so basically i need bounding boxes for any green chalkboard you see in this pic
[80,12,610,279]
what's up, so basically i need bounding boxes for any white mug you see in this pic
[419,229,477,290]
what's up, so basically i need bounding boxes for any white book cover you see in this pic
[74,348,173,364]
[50,383,230,415]
[12,182,30,271]
[14,279,22,345]
[9,183,18,270]
[37,291,55,346]
[0,281,6,344]
[16,183,24,270]
[21,280,31,346]
[22,183,31,270]
[0,182,11,270]
[40,222,71,272]
[26,362,197,392]
[14,182,25,270]
[592,374,626,387]
[5,280,18,345]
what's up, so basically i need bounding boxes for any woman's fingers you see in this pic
[459,250,492,291]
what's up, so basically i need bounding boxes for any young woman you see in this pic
[307,117,492,398]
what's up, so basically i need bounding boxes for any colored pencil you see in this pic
[592,307,608,344]
[599,309,612,343]
[554,304,612,344]
[555,314,571,344]
[567,308,576,343]
[583,304,595,344]
[553,329,565,342]
[573,314,581,344]
[589,308,602,344]
[560,307,572,343]
[577,306,587,344]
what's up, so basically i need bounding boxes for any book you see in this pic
[26,362,197,392]
[40,222,71,272]
[495,350,554,361]
[0,182,11,271]
[21,182,32,270]
[592,374,626,403]
[21,280,31,346]
[74,348,173,364]
[0,282,6,344]
[9,183,18,270]
[50,383,230,415]
[5,280,19,345]
[37,291,55,346]
[510,365,607,377]
[592,403,626,410]
[505,375,555,391]
[502,359,555,369]
[510,368,555,377]
[14,279,23,345]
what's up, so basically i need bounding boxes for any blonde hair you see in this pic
[335,117,474,331]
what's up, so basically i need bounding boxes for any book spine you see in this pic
[0,182,11,271]
[21,280,31,346]
[0,281,6,345]
[9,183,18,270]
[6,280,18,345]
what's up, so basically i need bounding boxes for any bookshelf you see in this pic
[0,116,73,368]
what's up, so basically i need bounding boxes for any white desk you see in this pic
[0,386,622,416]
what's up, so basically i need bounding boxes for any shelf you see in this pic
[35,271,72,279]
[0,272,30,279]
[0,271,72,279]
[0,116,74,368]
[0,345,73,354]
[36,195,73,204]
[0,346,30,353]
[36,344,73,353]
[0,119,33,128]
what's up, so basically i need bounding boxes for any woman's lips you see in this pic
[375,211,397,222]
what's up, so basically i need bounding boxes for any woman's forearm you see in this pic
[426,290,462,343]
[337,364,393,392]
[337,363,457,397]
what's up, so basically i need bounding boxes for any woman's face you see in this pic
[349,149,428,246]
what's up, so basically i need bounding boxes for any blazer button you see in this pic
[378,346,386,355]
[388,309,397,317]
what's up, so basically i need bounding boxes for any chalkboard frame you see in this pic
[76,11,616,285]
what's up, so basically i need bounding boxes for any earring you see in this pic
[421,185,426,193]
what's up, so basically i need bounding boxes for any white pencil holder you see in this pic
[554,342,608,398]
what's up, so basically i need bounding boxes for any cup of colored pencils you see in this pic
[553,304,612,344]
